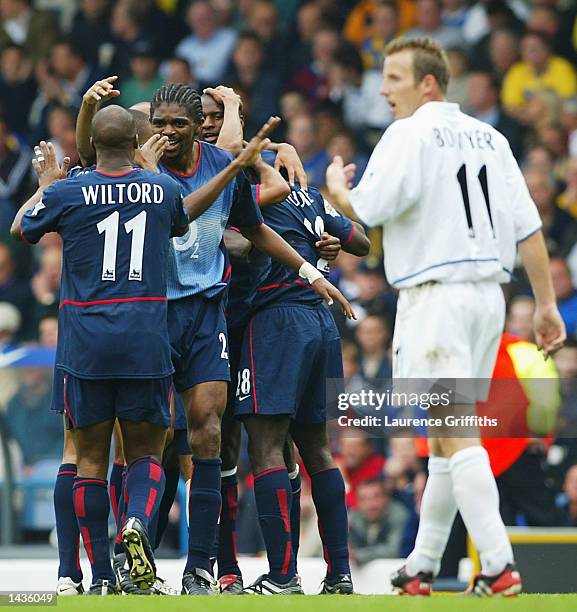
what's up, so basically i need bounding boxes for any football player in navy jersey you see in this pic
[11,107,190,595]
[148,83,354,595]
[200,88,342,593]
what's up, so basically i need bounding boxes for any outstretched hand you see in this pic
[83,76,120,106]
[274,143,308,190]
[32,141,70,188]
[236,116,281,168]
[311,277,356,319]
[326,155,356,195]
[534,304,566,359]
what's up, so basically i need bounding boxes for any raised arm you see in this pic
[182,117,280,220]
[76,76,121,167]
[252,157,290,205]
[204,86,244,155]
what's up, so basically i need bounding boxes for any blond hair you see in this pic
[384,37,450,94]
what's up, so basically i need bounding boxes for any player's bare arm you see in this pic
[204,86,244,155]
[239,222,356,319]
[252,156,291,204]
[518,230,567,357]
[76,76,121,166]
[182,116,280,220]
[325,155,360,221]
[224,228,252,258]
[10,141,70,240]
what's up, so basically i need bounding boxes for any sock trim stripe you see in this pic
[145,487,158,517]
[113,461,125,467]
[276,488,290,533]
[80,526,94,565]
[149,462,163,483]
[58,471,77,476]
[281,540,292,575]
[74,478,107,486]
[254,466,285,480]
[309,466,339,477]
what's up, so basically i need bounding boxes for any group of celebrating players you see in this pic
[9,34,568,598]
[10,66,369,596]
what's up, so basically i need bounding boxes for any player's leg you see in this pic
[72,418,117,593]
[181,380,226,594]
[243,414,302,593]
[217,408,243,591]
[290,421,352,594]
[109,420,125,523]
[54,420,84,594]
[116,377,171,591]
[282,435,302,573]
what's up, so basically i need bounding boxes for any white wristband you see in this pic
[298,261,323,284]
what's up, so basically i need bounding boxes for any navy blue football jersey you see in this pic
[160,141,263,300]
[248,185,355,309]
[20,168,189,379]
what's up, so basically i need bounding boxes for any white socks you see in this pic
[449,446,513,576]
[406,456,457,576]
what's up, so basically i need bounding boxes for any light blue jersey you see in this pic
[160,141,263,300]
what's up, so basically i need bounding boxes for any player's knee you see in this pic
[301,446,334,475]
[189,418,221,457]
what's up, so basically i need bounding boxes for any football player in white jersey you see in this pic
[326,37,566,597]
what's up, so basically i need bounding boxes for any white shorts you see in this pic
[392,281,505,397]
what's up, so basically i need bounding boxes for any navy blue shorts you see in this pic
[234,304,344,423]
[52,368,172,430]
[168,295,230,392]
[171,392,191,455]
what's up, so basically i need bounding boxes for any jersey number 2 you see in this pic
[97,211,147,282]
[456,164,495,239]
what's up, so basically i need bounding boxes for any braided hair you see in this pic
[150,83,204,126]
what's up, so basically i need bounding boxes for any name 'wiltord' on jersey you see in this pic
[81,182,167,206]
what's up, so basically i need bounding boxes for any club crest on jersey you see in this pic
[287,188,314,208]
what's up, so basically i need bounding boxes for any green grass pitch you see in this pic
[48,594,577,611]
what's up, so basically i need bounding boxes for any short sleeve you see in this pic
[228,171,263,228]
[323,199,355,245]
[349,121,420,227]
[501,143,542,242]
[20,183,63,244]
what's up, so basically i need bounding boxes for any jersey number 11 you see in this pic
[456,164,495,239]
[97,211,147,282]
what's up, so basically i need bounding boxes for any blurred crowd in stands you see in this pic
[2,0,577,564]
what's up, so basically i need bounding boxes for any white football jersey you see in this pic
[350,102,542,288]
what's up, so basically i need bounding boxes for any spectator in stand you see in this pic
[175,0,237,88]
[30,247,61,317]
[0,301,20,404]
[46,105,80,167]
[342,339,367,393]
[326,131,368,188]
[560,465,577,526]
[289,27,340,105]
[502,31,577,124]
[463,0,526,47]
[118,42,163,109]
[355,314,392,383]
[6,367,62,471]
[505,296,535,342]
[348,267,396,330]
[466,71,525,160]
[224,31,280,138]
[349,479,409,562]
[109,0,155,80]
[247,0,289,78]
[482,28,520,82]
[445,46,469,108]
[336,430,386,509]
[164,56,197,88]
[0,243,34,335]
[332,250,362,301]
[0,0,60,65]
[442,0,469,30]
[360,1,399,71]
[38,315,58,348]
[0,44,36,137]
[550,256,577,337]
[68,0,112,67]
[0,113,32,233]
[279,90,307,124]
[286,113,329,188]
[288,1,325,76]
[406,0,465,50]
[525,168,577,256]
[526,5,575,66]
